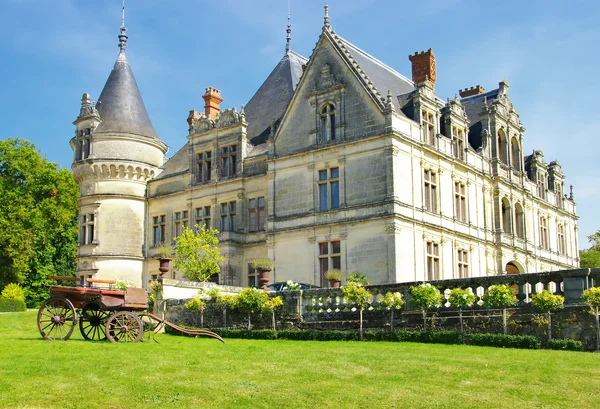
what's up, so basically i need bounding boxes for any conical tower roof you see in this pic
[94,23,158,140]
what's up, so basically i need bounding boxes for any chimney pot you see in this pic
[202,87,223,120]
[408,49,436,89]
[458,85,486,98]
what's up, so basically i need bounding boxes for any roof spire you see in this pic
[285,2,291,54]
[324,4,330,28]
[118,0,128,54]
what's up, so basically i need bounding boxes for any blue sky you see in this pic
[1,0,599,248]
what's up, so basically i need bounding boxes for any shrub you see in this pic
[546,338,584,352]
[410,283,443,329]
[250,258,274,270]
[482,284,517,308]
[0,297,27,312]
[113,280,135,291]
[448,288,477,309]
[346,272,371,285]
[379,292,405,310]
[184,296,205,312]
[531,290,564,313]
[324,269,342,281]
[1,283,25,302]
[468,333,541,349]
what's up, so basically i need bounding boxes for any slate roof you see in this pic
[95,49,159,140]
[245,50,308,145]
[337,37,415,114]
[460,88,499,149]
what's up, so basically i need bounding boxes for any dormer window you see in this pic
[452,126,465,160]
[422,111,435,145]
[537,173,547,200]
[320,104,336,142]
[221,145,237,178]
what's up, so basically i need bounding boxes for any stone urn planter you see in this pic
[158,257,172,275]
[328,279,341,288]
[324,269,342,288]
[250,258,275,290]
[257,268,271,290]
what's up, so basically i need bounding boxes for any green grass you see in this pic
[1,311,599,408]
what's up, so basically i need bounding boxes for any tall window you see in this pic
[510,137,521,171]
[197,151,212,183]
[248,264,259,288]
[319,241,341,286]
[173,211,189,238]
[555,182,563,207]
[557,224,566,255]
[76,129,92,161]
[221,145,237,178]
[422,111,435,145]
[501,198,512,234]
[515,203,525,238]
[248,197,265,232]
[423,169,438,213]
[497,130,508,164]
[318,168,340,211]
[320,104,336,142]
[457,249,469,279]
[80,213,95,245]
[539,216,549,250]
[454,182,466,222]
[220,201,237,232]
[452,126,465,160]
[426,241,440,281]
[537,173,546,200]
[152,215,166,246]
[195,206,211,229]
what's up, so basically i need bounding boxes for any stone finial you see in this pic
[385,90,395,112]
[324,4,330,28]
[79,93,93,118]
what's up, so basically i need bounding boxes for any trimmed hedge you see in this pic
[0,297,27,312]
[547,338,584,352]
[468,333,541,349]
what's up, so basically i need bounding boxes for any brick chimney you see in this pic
[202,87,223,121]
[408,49,436,88]
[459,85,486,98]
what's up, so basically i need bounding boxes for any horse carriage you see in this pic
[37,276,223,343]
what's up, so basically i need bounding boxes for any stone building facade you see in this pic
[70,8,579,288]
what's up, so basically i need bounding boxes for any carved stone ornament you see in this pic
[193,114,215,133]
[216,107,242,128]
[317,63,336,90]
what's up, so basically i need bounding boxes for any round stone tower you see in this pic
[70,20,167,287]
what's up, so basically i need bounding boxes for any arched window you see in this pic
[514,203,525,238]
[510,136,521,171]
[497,130,508,164]
[501,198,512,233]
[320,104,336,142]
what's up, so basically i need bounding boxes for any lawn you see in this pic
[1,311,599,409]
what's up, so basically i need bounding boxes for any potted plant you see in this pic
[155,245,174,274]
[251,258,274,289]
[324,269,342,288]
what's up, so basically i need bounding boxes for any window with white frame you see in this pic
[197,151,212,183]
[537,173,546,200]
[221,145,237,178]
[452,126,465,160]
[318,168,340,211]
[557,223,566,255]
[152,215,166,246]
[318,241,341,286]
[220,201,236,232]
[539,216,549,250]
[248,197,265,232]
[555,182,563,207]
[422,111,435,145]
[80,212,95,245]
[320,104,336,142]
[195,206,211,230]
[426,241,440,281]
[454,182,466,222]
[423,169,438,213]
[456,249,469,278]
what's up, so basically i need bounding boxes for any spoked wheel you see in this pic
[37,296,77,341]
[79,303,109,341]
[105,311,144,343]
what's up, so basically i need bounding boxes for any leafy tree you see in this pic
[235,287,270,330]
[580,231,600,268]
[448,288,477,337]
[184,296,207,327]
[531,290,564,341]
[379,291,404,331]
[582,287,600,352]
[482,284,517,335]
[0,138,78,306]
[263,296,284,331]
[174,224,224,282]
[342,282,371,340]
[410,283,443,330]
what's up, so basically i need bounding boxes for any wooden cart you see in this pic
[37,276,223,343]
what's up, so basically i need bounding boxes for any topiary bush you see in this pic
[0,297,27,312]
[546,338,584,352]
[1,283,26,302]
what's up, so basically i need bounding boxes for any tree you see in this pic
[448,288,477,337]
[342,282,371,340]
[581,287,600,352]
[263,296,283,331]
[0,139,78,306]
[531,290,564,341]
[482,284,517,335]
[235,287,270,330]
[580,231,600,268]
[379,292,404,331]
[410,283,443,330]
[174,224,224,282]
